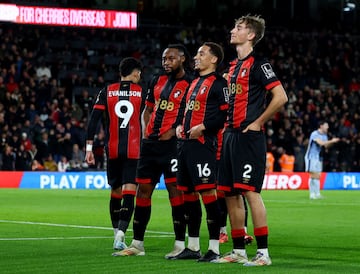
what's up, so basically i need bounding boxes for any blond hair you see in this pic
[235,14,265,46]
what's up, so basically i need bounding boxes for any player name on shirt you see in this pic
[108,90,142,97]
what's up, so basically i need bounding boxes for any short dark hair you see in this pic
[119,57,142,77]
[167,43,192,72]
[318,120,326,127]
[203,42,224,65]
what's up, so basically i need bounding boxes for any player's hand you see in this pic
[85,151,95,165]
[159,128,175,140]
[176,125,184,139]
[242,122,261,133]
[222,73,229,81]
[187,124,205,139]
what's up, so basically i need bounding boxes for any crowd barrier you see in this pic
[0,171,359,190]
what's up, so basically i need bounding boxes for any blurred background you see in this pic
[0,0,359,173]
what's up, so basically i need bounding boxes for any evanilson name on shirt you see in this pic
[108,90,142,97]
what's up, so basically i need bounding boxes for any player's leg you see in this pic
[170,191,202,260]
[113,159,138,250]
[215,193,248,263]
[197,189,221,262]
[113,182,154,256]
[242,196,254,245]
[106,158,124,249]
[217,190,229,243]
[164,181,186,258]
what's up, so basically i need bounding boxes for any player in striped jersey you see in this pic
[85,57,144,252]
[174,42,229,262]
[217,15,288,266]
[114,44,194,258]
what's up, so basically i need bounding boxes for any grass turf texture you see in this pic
[0,189,358,274]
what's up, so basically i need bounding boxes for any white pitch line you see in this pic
[0,236,112,241]
[0,235,173,241]
[0,219,174,235]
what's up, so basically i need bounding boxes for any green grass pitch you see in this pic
[0,189,359,274]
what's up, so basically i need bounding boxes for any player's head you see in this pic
[194,42,224,73]
[202,42,224,65]
[119,57,142,82]
[318,120,329,133]
[231,14,265,46]
[162,43,191,76]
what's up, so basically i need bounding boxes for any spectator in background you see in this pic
[21,132,32,152]
[15,143,31,171]
[278,147,295,172]
[2,144,15,170]
[31,159,44,171]
[35,130,50,164]
[57,155,70,172]
[36,61,52,82]
[43,154,58,171]
[304,121,340,199]
[266,151,275,173]
[293,134,306,171]
[58,132,73,162]
[70,143,85,171]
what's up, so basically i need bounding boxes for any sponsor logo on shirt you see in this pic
[261,63,276,79]
[174,90,182,98]
[200,86,207,95]
[241,68,247,77]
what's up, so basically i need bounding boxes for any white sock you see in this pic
[208,239,219,255]
[314,178,321,196]
[132,239,144,248]
[257,248,269,257]
[233,248,247,257]
[174,240,185,250]
[188,236,200,251]
[113,228,119,237]
[220,226,227,234]
[309,178,315,197]
[115,230,124,239]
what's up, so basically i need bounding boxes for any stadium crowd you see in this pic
[0,20,359,172]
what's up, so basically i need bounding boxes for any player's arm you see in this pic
[245,84,288,132]
[141,105,153,138]
[85,108,103,165]
[315,137,340,148]
[189,81,228,139]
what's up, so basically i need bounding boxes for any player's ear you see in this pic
[247,31,256,41]
[180,54,186,63]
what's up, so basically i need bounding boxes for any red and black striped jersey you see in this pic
[89,81,143,159]
[226,51,282,130]
[183,72,229,143]
[145,73,193,138]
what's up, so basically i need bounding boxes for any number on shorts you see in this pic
[171,158,178,172]
[243,164,252,179]
[196,163,211,177]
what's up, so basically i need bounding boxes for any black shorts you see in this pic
[107,158,138,189]
[177,139,217,192]
[136,138,178,185]
[218,129,266,193]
